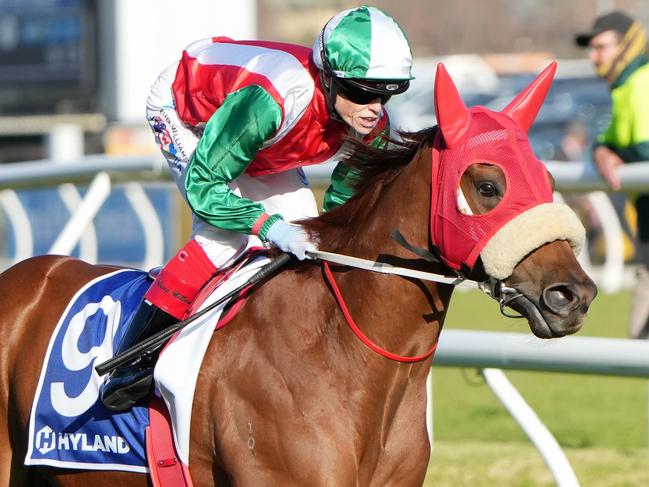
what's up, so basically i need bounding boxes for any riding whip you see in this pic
[95,253,292,377]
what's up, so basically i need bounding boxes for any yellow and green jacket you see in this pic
[597,56,649,162]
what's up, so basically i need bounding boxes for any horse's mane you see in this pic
[302,126,437,251]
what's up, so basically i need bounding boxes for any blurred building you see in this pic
[1,0,648,163]
[0,0,256,162]
[258,0,649,58]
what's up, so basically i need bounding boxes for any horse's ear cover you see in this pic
[430,60,585,279]
[502,61,557,132]
[434,63,471,148]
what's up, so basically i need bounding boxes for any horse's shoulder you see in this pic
[227,263,327,334]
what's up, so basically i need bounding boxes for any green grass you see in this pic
[425,441,649,487]
[423,289,649,486]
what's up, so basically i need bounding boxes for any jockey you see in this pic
[101,5,413,411]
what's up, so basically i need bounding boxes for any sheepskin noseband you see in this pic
[481,202,585,279]
[430,109,585,278]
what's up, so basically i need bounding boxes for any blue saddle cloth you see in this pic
[25,269,153,473]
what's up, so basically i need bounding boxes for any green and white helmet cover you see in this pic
[313,6,414,82]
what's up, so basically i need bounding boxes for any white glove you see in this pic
[266,221,316,260]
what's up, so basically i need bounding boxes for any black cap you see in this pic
[575,11,634,47]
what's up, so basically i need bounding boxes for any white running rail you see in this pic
[434,330,649,486]
[0,155,169,268]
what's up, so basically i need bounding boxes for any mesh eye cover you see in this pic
[431,108,554,272]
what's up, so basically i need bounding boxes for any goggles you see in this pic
[332,77,409,105]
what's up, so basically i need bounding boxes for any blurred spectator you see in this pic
[555,123,599,251]
[556,121,589,162]
[575,11,649,338]
[557,121,637,265]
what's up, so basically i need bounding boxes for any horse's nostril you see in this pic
[543,283,578,315]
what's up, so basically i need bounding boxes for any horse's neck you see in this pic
[345,147,432,260]
[333,146,450,375]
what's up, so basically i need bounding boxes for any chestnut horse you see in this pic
[0,63,596,486]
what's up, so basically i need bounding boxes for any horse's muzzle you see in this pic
[520,277,597,338]
[541,280,598,318]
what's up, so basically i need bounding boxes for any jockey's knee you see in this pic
[144,240,218,319]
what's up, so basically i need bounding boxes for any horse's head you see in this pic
[431,62,597,338]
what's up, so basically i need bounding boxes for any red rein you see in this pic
[322,261,438,363]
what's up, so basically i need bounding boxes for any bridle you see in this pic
[308,247,526,316]
[307,230,527,363]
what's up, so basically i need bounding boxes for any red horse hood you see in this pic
[430,63,585,278]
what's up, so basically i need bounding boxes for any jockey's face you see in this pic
[334,94,384,135]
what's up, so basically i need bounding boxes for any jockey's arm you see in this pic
[322,112,391,211]
[184,85,284,241]
[322,162,361,212]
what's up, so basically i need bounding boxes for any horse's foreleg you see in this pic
[1,404,47,486]
[0,403,11,487]
[0,407,43,486]
[0,374,23,487]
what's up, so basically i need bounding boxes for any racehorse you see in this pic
[0,63,596,486]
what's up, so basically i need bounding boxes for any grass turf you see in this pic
[423,289,649,485]
[425,441,649,487]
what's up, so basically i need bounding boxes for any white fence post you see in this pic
[482,368,580,487]
[45,124,84,162]
[48,172,112,256]
[124,182,165,269]
[0,190,33,262]
[586,191,625,293]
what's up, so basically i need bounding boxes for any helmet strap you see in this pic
[318,23,344,122]
[320,73,343,122]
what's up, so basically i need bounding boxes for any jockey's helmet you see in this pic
[313,6,413,108]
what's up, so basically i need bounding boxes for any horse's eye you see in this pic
[478,182,499,197]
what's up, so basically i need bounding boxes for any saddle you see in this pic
[25,250,277,483]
